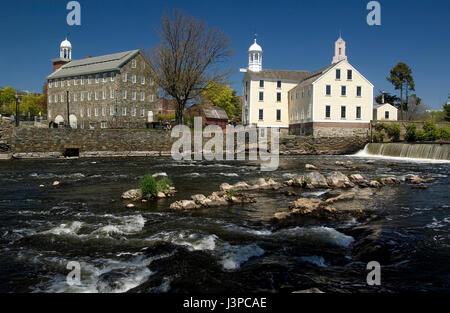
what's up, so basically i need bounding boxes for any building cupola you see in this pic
[60,37,72,60]
[248,38,262,72]
[332,34,347,64]
[51,37,73,72]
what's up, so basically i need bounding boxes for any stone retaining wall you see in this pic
[2,126,368,160]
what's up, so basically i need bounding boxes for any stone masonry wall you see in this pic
[4,127,369,158]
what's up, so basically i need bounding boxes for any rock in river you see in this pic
[121,189,143,201]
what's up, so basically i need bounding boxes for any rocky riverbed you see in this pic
[0,155,449,293]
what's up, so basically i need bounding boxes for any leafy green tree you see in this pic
[444,103,450,122]
[387,62,415,120]
[20,95,40,116]
[201,82,240,121]
[0,87,16,114]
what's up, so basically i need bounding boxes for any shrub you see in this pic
[423,120,438,141]
[156,177,173,193]
[375,122,386,132]
[415,130,426,142]
[437,127,450,140]
[140,174,158,198]
[386,124,401,141]
[157,114,175,121]
[405,123,417,142]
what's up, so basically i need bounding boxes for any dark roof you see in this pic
[203,106,229,120]
[47,50,141,80]
[291,61,344,90]
[246,69,310,82]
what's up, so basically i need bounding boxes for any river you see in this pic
[0,155,449,293]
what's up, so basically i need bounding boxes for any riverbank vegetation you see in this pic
[372,120,450,143]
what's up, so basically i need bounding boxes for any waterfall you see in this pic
[357,143,450,161]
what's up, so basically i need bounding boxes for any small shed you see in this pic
[186,104,229,128]
[373,103,398,121]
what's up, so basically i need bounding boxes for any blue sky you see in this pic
[0,0,449,109]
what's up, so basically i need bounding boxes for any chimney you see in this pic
[52,58,71,72]
[381,91,385,104]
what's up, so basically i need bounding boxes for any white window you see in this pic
[87,108,91,117]
[102,90,106,100]
[54,94,57,103]
[122,90,127,99]
[87,92,91,101]
[123,73,127,82]
[101,121,107,129]
[60,93,64,102]
[48,81,52,88]
[149,94,154,102]
[95,74,99,83]
[111,72,115,82]
[122,107,127,116]
[61,80,65,87]
[102,107,106,116]
[132,91,137,100]
[103,73,107,82]
[110,106,114,116]
[74,93,78,102]
[48,96,52,103]
[132,59,137,68]
[89,123,95,129]
[80,76,84,85]
[74,77,78,85]
[95,107,99,116]
[95,91,99,100]
[141,77,145,85]
[140,108,145,117]
[110,88,114,99]
[132,107,136,116]
[132,75,136,84]
[55,80,59,87]
[81,92,85,101]
[80,108,84,118]
[141,92,145,101]
[88,76,92,84]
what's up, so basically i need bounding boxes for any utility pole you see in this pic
[14,95,21,127]
[66,90,71,128]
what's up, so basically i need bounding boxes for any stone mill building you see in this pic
[46,38,158,129]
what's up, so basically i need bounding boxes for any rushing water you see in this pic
[0,155,449,293]
[360,143,450,161]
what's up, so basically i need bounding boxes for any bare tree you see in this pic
[146,10,233,125]
[406,94,427,121]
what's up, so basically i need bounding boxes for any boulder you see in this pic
[219,183,233,191]
[327,172,354,188]
[305,164,318,170]
[157,192,166,199]
[191,194,207,202]
[170,200,200,210]
[369,180,382,188]
[348,174,369,187]
[291,198,324,213]
[380,177,401,185]
[325,192,355,204]
[406,175,436,184]
[126,203,135,208]
[121,189,142,201]
[305,171,329,189]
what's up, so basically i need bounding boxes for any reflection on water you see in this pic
[0,155,449,293]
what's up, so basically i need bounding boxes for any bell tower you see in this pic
[332,34,347,64]
[248,38,263,72]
